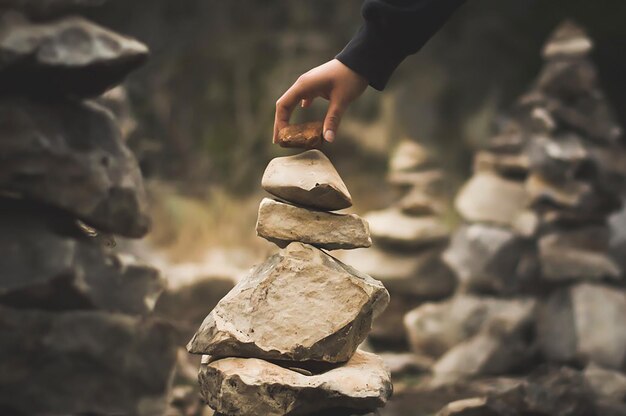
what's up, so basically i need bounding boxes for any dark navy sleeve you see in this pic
[337,0,466,90]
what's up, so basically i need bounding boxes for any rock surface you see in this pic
[0,97,150,237]
[277,122,324,149]
[0,305,178,416]
[262,149,352,210]
[187,242,389,363]
[365,208,448,249]
[199,350,392,416]
[256,198,371,250]
[0,16,148,97]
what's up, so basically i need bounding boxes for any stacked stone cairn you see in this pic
[187,124,393,415]
[339,140,456,353]
[402,22,626,416]
[0,4,179,415]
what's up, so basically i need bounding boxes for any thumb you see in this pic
[323,100,346,143]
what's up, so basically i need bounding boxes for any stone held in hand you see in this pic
[256,198,371,250]
[262,149,352,210]
[198,350,392,416]
[277,121,324,149]
[187,242,389,363]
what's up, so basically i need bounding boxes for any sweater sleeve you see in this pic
[336,0,466,90]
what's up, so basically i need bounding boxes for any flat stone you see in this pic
[364,208,448,249]
[0,306,178,416]
[473,150,529,178]
[543,21,593,58]
[443,224,527,294]
[277,122,323,149]
[404,295,536,359]
[187,242,389,363]
[397,187,446,216]
[198,350,392,416]
[389,140,435,172]
[537,283,626,370]
[0,97,150,238]
[387,169,445,192]
[256,198,371,250]
[0,198,163,315]
[455,172,528,227]
[0,16,148,97]
[262,149,352,210]
[538,227,621,281]
[379,352,433,377]
[584,363,626,402]
[339,247,456,298]
[527,134,591,182]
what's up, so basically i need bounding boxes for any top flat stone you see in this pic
[277,122,324,149]
[262,149,352,210]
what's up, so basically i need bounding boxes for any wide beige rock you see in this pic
[199,350,392,416]
[256,198,371,250]
[455,172,528,227]
[364,208,448,249]
[262,150,352,210]
[187,242,389,362]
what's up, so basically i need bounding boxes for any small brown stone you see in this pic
[277,122,324,149]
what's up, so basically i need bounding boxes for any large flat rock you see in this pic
[262,149,352,210]
[256,198,371,250]
[0,306,178,416]
[0,97,150,237]
[199,350,392,416]
[364,208,448,249]
[187,242,389,363]
[0,16,148,97]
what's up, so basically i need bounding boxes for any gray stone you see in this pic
[537,283,626,370]
[473,150,529,177]
[0,198,163,315]
[262,150,352,211]
[256,198,371,250]
[0,305,178,416]
[443,224,527,294]
[455,172,528,227]
[199,350,392,416]
[187,242,389,363]
[0,97,150,237]
[364,208,448,249]
[584,363,626,402]
[0,16,148,97]
[527,134,590,183]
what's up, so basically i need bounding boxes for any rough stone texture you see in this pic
[339,247,456,298]
[537,283,626,370]
[262,149,352,210]
[0,198,163,315]
[584,363,626,402]
[404,295,536,358]
[277,122,324,149]
[187,242,389,363]
[198,350,392,416]
[256,198,371,250]
[0,97,150,237]
[443,224,528,294]
[389,140,435,172]
[0,305,178,416]
[364,208,448,249]
[455,172,528,227]
[538,227,621,281]
[0,16,148,97]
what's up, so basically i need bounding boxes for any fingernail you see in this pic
[324,130,335,142]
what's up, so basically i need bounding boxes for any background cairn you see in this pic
[0,2,179,416]
[187,125,393,416]
[399,21,626,416]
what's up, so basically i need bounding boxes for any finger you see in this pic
[323,100,346,143]
[273,78,317,143]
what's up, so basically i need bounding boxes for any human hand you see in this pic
[273,59,368,144]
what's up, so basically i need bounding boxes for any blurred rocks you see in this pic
[365,209,449,249]
[585,363,626,402]
[256,198,371,250]
[277,121,324,149]
[262,149,352,210]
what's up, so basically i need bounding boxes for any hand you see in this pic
[273,59,368,144]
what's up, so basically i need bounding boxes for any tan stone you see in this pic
[187,243,389,363]
[364,208,448,249]
[256,198,371,250]
[398,187,447,216]
[390,140,434,172]
[262,149,352,210]
[277,122,323,149]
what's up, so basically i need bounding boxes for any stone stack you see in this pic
[340,140,456,349]
[0,6,178,416]
[187,147,392,415]
[401,21,626,416]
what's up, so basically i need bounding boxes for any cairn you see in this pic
[402,22,626,416]
[340,140,456,350]
[0,5,178,416]
[188,123,392,416]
